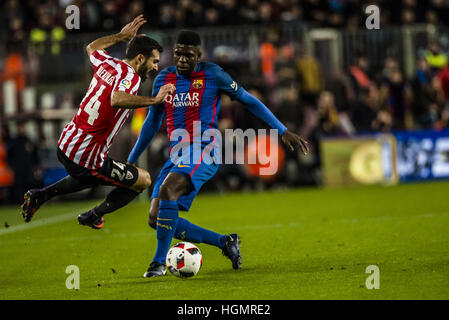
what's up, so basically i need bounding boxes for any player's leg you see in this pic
[147,160,241,271]
[144,172,188,277]
[78,159,151,229]
[149,197,227,248]
[174,160,241,269]
[142,162,174,277]
[149,196,240,269]
[92,166,150,216]
[22,176,95,222]
[21,149,97,222]
[148,197,160,229]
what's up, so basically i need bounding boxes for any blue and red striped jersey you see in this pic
[152,62,244,144]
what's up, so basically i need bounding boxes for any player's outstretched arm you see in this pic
[237,89,309,155]
[127,106,164,164]
[214,66,308,153]
[86,14,147,56]
[111,84,175,109]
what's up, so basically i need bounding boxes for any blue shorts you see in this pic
[151,145,219,211]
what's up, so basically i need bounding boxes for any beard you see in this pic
[138,64,149,83]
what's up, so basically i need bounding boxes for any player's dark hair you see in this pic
[176,30,201,46]
[125,35,163,59]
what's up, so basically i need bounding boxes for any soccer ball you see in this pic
[166,242,202,278]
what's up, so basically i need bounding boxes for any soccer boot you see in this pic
[77,209,104,230]
[222,233,242,270]
[21,189,45,223]
[143,262,167,278]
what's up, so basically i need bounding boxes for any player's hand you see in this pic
[154,84,176,104]
[119,14,147,41]
[281,130,310,155]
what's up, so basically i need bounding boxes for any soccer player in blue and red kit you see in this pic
[128,31,310,277]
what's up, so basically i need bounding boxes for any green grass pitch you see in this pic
[1,181,448,300]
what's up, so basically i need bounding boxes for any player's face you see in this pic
[174,44,201,76]
[139,49,160,82]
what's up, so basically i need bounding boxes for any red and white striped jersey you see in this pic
[58,50,141,170]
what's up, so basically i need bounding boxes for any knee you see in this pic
[133,170,151,192]
[158,183,176,201]
[141,171,152,189]
[158,173,188,201]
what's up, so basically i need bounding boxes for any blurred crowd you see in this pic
[255,37,449,137]
[3,0,449,203]
[2,0,449,44]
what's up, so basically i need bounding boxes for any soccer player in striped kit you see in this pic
[128,31,310,277]
[21,15,175,229]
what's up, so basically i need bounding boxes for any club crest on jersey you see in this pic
[192,79,203,89]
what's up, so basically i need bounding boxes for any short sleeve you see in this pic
[213,66,244,100]
[89,50,111,71]
[113,68,141,94]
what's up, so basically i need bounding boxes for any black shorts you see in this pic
[57,148,139,188]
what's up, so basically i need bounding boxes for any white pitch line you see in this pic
[0,207,91,236]
[0,231,153,245]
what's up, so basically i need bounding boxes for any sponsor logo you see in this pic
[156,222,173,230]
[179,231,186,240]
[120,79,132,89]
[165,92,200,108]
